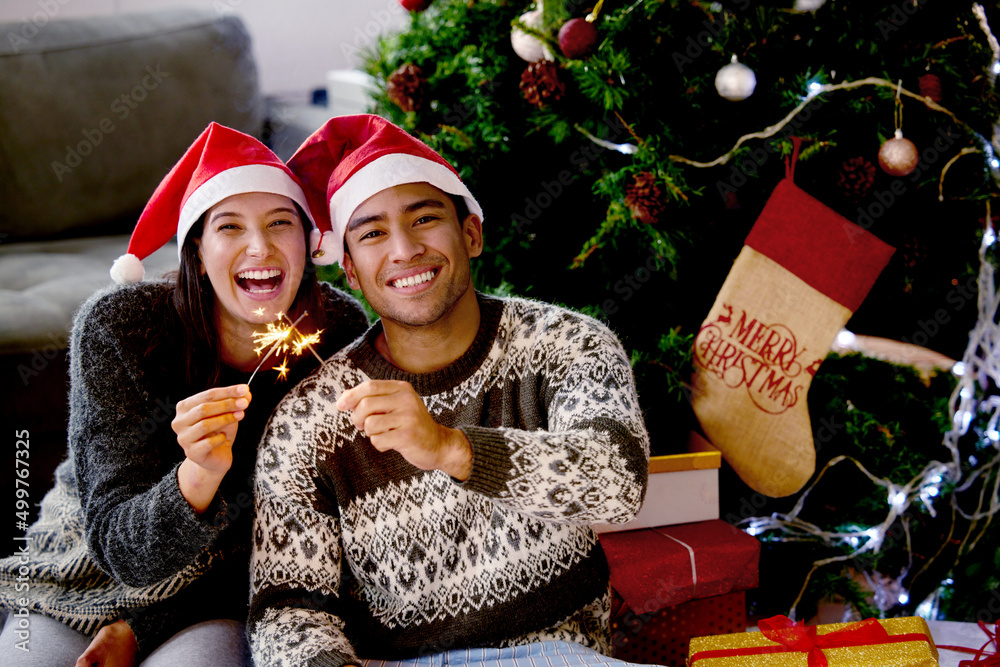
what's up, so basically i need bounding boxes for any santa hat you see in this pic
[287,114,483,266]
[110,122,315,284]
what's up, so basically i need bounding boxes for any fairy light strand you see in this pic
[974,3,1000,84]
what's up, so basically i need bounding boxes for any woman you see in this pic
[0,123,368,666]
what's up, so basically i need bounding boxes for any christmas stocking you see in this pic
[692,142,894,497]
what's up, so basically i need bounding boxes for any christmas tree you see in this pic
[346,0,1000,624]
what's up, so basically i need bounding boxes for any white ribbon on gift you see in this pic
[653,527,698,599]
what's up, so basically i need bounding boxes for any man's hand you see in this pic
[75,619,138,667]
[336,380,472,481]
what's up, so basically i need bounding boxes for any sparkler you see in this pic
[247,310,325,385]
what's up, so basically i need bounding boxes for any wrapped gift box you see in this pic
[612,590,747,666]
[599,519,759,610]
[687,615,939,666]
[593,449,721,533]
[599,519,760,665]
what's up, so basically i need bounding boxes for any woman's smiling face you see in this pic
[196,191,307,335]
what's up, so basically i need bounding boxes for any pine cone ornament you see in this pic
[837,156,876,201]
[899,234,928,270]
[387,63,426,113]
[625,172,666,225]
[918,73,942,103]
[519,61,565,108]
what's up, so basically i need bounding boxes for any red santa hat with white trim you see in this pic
[287,114,483,267]
[110,122,316,284]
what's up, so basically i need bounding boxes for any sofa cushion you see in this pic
[0,236,177,354]
[0,9,265,241]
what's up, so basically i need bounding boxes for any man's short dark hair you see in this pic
[449,194,470,224]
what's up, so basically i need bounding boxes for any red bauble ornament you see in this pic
[399,0,432,12]
[878,131,919,177]
[558,18,598,59]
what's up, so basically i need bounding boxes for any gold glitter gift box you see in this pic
[687,615,939,666]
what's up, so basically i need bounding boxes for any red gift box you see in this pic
[599,520,760,665]
[611,590,748,666]
[599,519,760,613]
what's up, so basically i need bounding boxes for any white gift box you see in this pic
[593,449,721,534]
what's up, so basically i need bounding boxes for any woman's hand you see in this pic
[172,384,252,513]
[75,619,138,667]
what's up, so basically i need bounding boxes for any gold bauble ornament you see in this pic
[878,129,919,177]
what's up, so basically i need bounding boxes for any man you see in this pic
[249,115,650,667]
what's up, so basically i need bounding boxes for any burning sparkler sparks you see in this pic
[247,310,324,385]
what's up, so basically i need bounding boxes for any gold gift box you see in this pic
[649,450,722,473]
[688,616,939,666]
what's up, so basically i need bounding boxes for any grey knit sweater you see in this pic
[0,281,368,658]
[248,294,650,667]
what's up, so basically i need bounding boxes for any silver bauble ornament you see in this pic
[511,10,554,63]
[715,55,757,101]
[794,0,827,11]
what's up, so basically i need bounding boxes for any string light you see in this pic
[574,124,639,154]
[916,591,941,620]
[836,329,857,348]
[804,80,824,100]
[889,489,908,511]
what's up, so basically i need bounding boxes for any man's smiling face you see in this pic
[341,182,482,330]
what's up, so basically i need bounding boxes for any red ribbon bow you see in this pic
[758,615,890,667]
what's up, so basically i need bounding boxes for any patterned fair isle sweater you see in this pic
[249,294,650,667]
[0,281,368,658]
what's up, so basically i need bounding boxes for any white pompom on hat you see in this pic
[110,122,317,284]
[287,114,483,267]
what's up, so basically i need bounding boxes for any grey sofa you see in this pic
[0,8,305,510]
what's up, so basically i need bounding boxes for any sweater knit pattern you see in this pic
[0,281,369,656]
[249,295,649,667]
